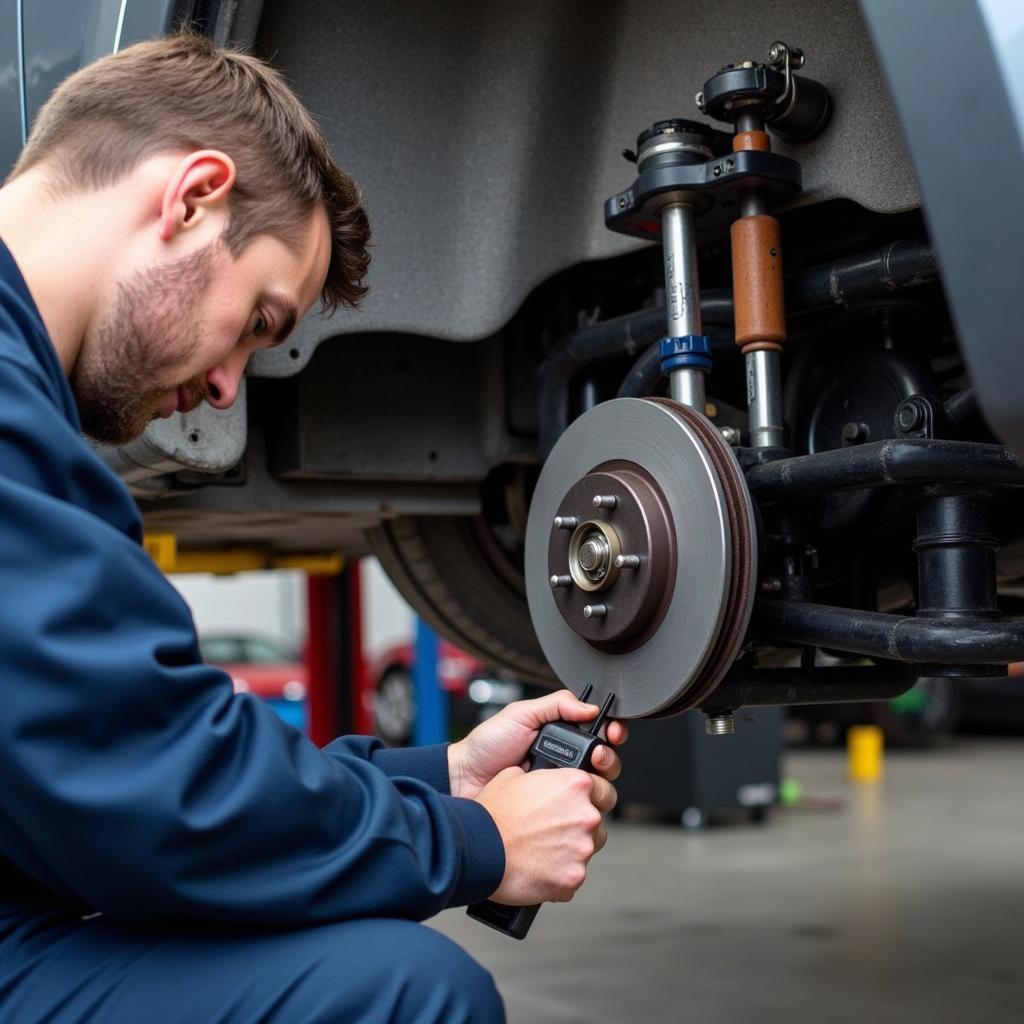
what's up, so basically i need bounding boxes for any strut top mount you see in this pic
[697,41,831,143]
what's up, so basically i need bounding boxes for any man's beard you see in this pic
[71,243,216,446]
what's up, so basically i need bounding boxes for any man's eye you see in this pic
[251,314,269,337]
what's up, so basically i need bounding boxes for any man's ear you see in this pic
[158,150,237,242]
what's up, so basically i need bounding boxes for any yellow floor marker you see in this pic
[847,724,884,783]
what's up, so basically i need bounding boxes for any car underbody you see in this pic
[109,0,1024,723]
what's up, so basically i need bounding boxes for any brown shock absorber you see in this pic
[730,128,787,447]
[731,214,785,353]
[731,131,786,354]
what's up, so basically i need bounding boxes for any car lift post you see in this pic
[305,560,373,746]
[413,618,448,746]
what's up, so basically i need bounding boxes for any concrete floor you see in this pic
[432,737,1024,1024]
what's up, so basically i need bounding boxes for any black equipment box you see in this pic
[615,708,782,828]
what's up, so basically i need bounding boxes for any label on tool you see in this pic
[538,735,581,765]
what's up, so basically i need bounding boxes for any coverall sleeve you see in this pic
[0,357,504,926]
[325,738,454,795]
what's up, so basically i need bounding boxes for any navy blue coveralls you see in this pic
[0,242,507,1023]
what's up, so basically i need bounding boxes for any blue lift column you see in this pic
[413,618,448,746]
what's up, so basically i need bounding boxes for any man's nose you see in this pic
[204,355,246,410]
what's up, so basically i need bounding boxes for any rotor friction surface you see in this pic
[526,398,732,718]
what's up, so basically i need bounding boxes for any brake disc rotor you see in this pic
[525,397,757,718]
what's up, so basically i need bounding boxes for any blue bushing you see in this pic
[659,335,712,374]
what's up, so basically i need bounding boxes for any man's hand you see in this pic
[448,691,628,799]
[475,765,616,905]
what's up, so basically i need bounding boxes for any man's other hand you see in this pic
[475,765,616,905]
[448,691,628,800]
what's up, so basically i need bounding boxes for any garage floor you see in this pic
[431,737,1024,1024]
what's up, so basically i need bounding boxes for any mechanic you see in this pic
[0,33,625,1023]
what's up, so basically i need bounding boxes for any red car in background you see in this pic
[200,634,308,731]
[364,641,526,746]
[200,632,530,745]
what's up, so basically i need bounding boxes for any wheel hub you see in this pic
[526,397,757,718]
[548,464,676,651]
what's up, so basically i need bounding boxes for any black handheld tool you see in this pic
[466,686,616,940]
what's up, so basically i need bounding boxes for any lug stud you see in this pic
[592,494,619,509]
[553,515,579,530]
[550,574,573,589]
[615,554,641,569]
[583,604,608,619]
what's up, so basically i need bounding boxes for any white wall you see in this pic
[169,559,416,658]
[170,569,306,649]
[361,557,416,657]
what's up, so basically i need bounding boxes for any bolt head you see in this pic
[841,421,868,444]
[705,713,735,736]
[896,402,923,432]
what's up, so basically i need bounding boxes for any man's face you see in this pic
[72,206,331,445]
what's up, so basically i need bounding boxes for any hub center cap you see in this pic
[578,537,605,573]
[569,522,619,590]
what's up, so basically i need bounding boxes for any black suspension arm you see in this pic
[754,600,1024,665]
[745,438,1024,502]
[702,665,916,710]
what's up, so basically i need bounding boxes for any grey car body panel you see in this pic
[14,0,1023,552]
[862,0,1024,458]
[247,0,917,376]
[139,0,925,475]
[100,380,249,484]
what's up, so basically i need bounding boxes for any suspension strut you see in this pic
[606,41,830,435]
[698,42,829,447]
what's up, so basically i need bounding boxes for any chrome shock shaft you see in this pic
[660,202,707,412]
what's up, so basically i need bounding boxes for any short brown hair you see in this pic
[11,31,369,312]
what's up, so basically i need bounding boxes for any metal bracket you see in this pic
[604,148,801,240]
[766,40,806,116]
[894,394,944,439]
[100,380,249,487]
